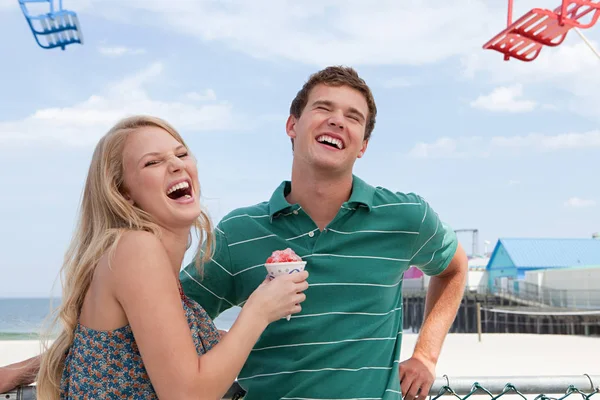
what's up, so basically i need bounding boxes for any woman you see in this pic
[36,115,309,399]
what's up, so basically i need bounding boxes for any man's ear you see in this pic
[357,139,369,158]
[286,115,297,140]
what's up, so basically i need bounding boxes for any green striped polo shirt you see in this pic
[180,175,457,400]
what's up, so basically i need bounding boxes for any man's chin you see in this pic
[313,160,354,175]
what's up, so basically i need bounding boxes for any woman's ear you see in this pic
[122,190,135,206]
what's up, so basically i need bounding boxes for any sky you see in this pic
[1,0,599,297]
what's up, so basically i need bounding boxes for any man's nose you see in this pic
[327,111,344,129]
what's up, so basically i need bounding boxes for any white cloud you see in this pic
[541,104,559,111]
[564,197,596,208]
[80,0,502,66]
[462,32,600,119]
[408,130,600,159]
[186,89,217,102]
[493,131,600,151]
[381,77,413,89]
[471,84,536,113]
[3,0,92,14]
[0,0,14,10]
[98,46,146,57]
[464,38,600,84]
[408,137,488,159]
[0,62,238,147]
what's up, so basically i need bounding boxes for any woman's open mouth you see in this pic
[166,180,193,202]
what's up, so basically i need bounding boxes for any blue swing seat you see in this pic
[18,0,83,50]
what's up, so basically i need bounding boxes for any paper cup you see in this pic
[265,261,306,280]
[264,261,307,320]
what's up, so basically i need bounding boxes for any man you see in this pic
[0,66,467,399]
[180,66,467,399]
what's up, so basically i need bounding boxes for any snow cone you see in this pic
[265,248,306,320]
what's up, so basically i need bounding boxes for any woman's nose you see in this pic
[167,155,184,172]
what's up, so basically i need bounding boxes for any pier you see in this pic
[402,288,600,336]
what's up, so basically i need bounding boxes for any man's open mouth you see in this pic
[316,134,344,150]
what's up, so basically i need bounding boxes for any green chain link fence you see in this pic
[432,383,599,400]
[430,375,599,400]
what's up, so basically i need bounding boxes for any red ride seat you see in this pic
[483,0,600,61]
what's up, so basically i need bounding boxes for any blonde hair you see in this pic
[36,115,214,399]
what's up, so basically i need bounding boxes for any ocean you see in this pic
[0,298,241,340]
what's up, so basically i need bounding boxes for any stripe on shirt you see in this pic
[220,213,270,224]
[231,253,407,277]
[304,254,410,262]
[228,234,278,247]
[252,335,401,352]
[182,269,235,307]
[410,217,440,264]
[199,249,234,276]
[238,365,395,382]
[327,228,418,235]
[291,306,402,319]
[286,229,319,241]
[309,279,402,288]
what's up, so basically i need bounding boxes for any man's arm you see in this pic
[0,355,40,393]
[399,244,468,400]
[399,196,468,400]
[415,243,468,363]
[180,223,239,319]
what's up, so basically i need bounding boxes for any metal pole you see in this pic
[505,0,514,61]
[476,302,482,342]
[574,28,600,61]
[3,382,248,400]
[430,375,600,395]
[4,376,599,398]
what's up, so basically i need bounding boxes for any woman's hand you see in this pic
[245,270,309,325]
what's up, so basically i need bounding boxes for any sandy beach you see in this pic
[2,333,598,377]
[1,333,598,400]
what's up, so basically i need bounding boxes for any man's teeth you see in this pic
[184,194,191,199]
[317,135,342,149]
[167,181,190,195]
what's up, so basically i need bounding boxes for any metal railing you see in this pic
[404,280,600,310]
[509,281,600,310]
[430,375,599,398]
[3,375,598,399]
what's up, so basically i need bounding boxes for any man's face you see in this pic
[286,84,369,173]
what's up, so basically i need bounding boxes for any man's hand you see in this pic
[0,356,40,393]
[0,365,21,393]
[398,354,436,400]
[218,330,228,339]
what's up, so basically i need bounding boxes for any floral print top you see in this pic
[60,285,221,399]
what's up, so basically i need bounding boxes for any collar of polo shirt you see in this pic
[268,174,376,220]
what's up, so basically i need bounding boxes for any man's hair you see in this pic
[289,66,377,143]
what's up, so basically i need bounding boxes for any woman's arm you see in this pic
[111,231,307,400]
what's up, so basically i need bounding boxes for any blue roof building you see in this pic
[487,238,600,289]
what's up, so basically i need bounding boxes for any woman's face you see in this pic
[121,126,201,230]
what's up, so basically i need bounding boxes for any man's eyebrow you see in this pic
[312,100,365,121]
[347,107,366,121]
[312,100,334,108]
